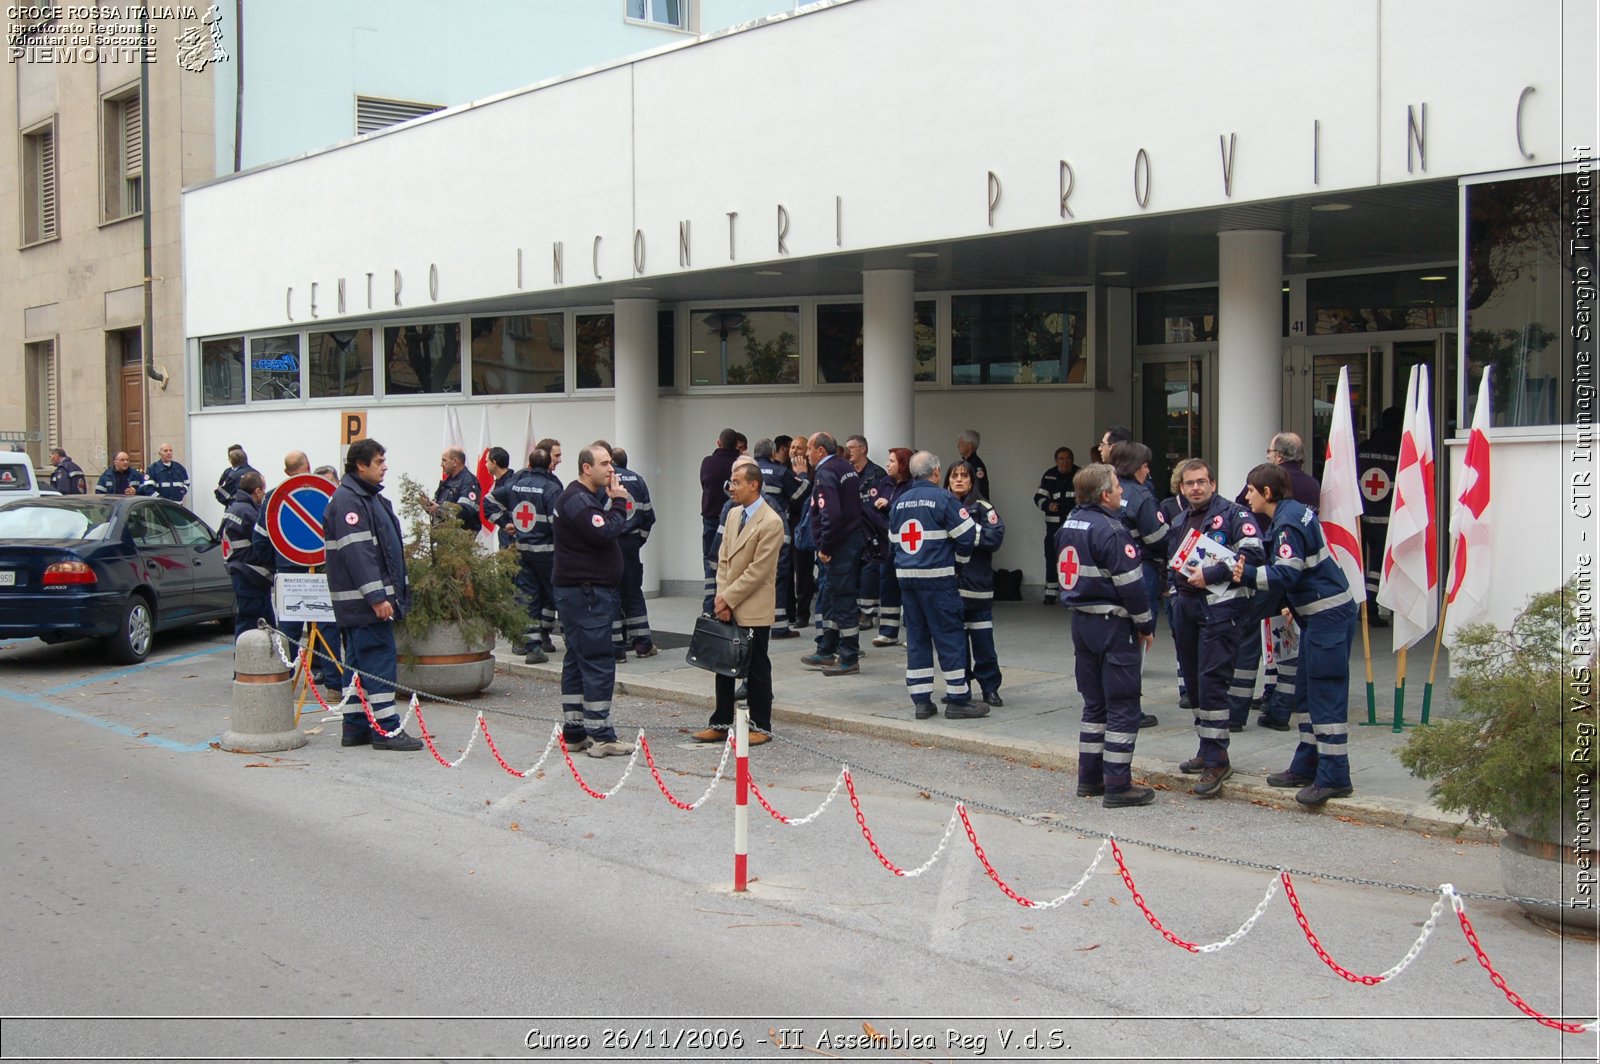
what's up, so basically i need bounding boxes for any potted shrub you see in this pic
[1398,583,1596,933]
[393,474,526,697]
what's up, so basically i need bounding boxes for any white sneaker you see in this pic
[586,738,635,758]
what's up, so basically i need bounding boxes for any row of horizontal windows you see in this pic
[195,292,1093,407]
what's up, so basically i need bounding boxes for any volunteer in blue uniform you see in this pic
[1108,440,1167,729]
[492,445,561,663]
[1167,458,1263,799]
[551,442,634,757]
[221,471,272,637]
[48,448,87,494]
[946,428,990,499]
[145,443,190,502]
[96,452,149,495]
[251,450,341,689]
[425,446,480,532]
[611,446,657,658]
[948,460,1006,707]
[870,447,914,647]
[1057,463,1157,808]
[213,445,257,506]
[480,446,514,549]
[801,432,865,676]
[754,438,803,639]
[1230,463,1359,806]
[1034,446,1077,604]
[1156,468,1191,709]
[324,439,421,751]
[890,450,981,720]
[845,434,888,629]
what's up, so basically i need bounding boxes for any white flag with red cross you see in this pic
[1376,364,1439,652]
[1318,366,1367,601]
[1443,370,1493,644]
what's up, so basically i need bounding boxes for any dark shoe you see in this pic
[1192,764,1233,798]
[771,628,801,640]
[1076,782,1105,797]
[1043,592,1058,605]
[613,647,629,662]
[1296,783,1354,806]
[340,730,372,747]
[1366,612,1389,628]
[633,641,658,658]
[1248,697,1264,713]
[821,662,860,677]
[1178,756,1205,775]
[1104,785,1156,808]
[691,727,729,743]
[944,701,990,720]
[983,690,1004,707]
[540,636,557,652]
[1228,721,1245,733]
[1256,715,1291,732]
[523,647,549,665]
[1267,771,1315,788]
[372,729,423,752]
[1138,713,1159,728]
[801,653,838,668]
[858,612,875,630]
[1178,694,1195,710]
[914,701,937,720]
[733,683,749,701]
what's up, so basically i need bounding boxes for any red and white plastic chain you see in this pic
[1013,838,1110,912]
[748,765,849,826]
[958,804,1034,907]
[1282,870,1449,985]
[842,770,959,878]
[269,631,299,670]
[354,677,414,738]
[479,719,562,779]
[558,730,643,800]
[1109,838,1200,952]
[412,700,480,769]
[639,733,733,811]
[1449,887,1598,1034]
[1193,873,1281,953]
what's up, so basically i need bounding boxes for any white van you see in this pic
[0,453,55,497]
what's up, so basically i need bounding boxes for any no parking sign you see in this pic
[265,474,336,568]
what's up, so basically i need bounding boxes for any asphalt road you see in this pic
[0,630,1594,1062]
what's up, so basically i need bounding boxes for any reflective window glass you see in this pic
[249,335,301,402]
[470,315,563,395]
[308,329,374,398]
[688,307,799,386]
[951,292,1087,385]
[814,301,938,385]
[201,337,244,407]
[383,322,461,395]
[575,313,614,389]
[1307,270,1457,335]
[1137,288,1218,345]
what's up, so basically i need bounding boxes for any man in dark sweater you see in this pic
[698,428,742,557]
[552,442,634,758]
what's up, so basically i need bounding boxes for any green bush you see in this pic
[1398,583,1594,833]
[394,474,526,649]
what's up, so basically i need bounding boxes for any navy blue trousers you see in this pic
[1286,611,1358,789]
[231,574,273,639]
[901,579,969,707]
[515,552,556,638]
[1073,611,1144,794]
[877,554,902,639]
[814,530,863,665]
[340,621,400,737]
[555,584,620,742]
[615,535,652,649]
[1043,524,1062,593]
[961,595,1001,696]
[857,540,881,621]
[1171,594,1247,767]
[1227,588,1295,726]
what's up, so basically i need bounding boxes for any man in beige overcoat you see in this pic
[695,463,784,745]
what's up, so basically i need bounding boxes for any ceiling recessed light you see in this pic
[1094,228,1130,237]
[906,251,940,259]
[1282,286,1291,293]
[1311,202,1352,212]
[1286,252,1317,259]
[1419,274,1449,282]
[624,285,653,292]
[754,269,783,276]
[1099,270,1127,277]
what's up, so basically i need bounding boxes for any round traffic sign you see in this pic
[265,473,336,568]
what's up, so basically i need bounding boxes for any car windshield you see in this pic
[0,502,118,540]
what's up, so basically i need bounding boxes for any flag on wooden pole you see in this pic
[1377,364,1439,653]
[473,407,498,549]
[1443,371,1493,642]
[1319,366,1367,600]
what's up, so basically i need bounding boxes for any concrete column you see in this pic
[613,298,660,595]
[862,269,915,452]
[1216,230,1283,489]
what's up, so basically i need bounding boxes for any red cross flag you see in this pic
[1318,366,1368,599]
[1443,370,1493,644]
[474,407,497,547]
[1377,364,1438,651]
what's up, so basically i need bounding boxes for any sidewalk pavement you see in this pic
[495,593,1488,840]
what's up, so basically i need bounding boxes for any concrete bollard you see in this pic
[220,629,309,752]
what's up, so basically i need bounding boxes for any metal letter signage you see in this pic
[634,229,646,274]
[679,220,691,267]
[552,241,564,284]
[429,263,439,301]
[987,171,1002,227]
[265,473,337,569]
[593,236,603,280]
[1407,103,1427,173]
[1219,133,1237,197]
[1059,160,1075,218]
[726,211,738,261]
[1134,149,1152,209]
[776,205,790,255]
[393,269,403,307]
[1516,86,1536,161]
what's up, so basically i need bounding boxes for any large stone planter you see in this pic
[1499,813,1598,935]
[397,625,496,698]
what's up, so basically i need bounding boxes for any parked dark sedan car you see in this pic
[0,496,234,663]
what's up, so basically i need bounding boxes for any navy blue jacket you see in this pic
[324,473,408,627]
[889,479,977,585]
[1118,475,1168,566]
[857,460,890,549]
[434,467,482,533]
[615,466,656,540]
[552,481,625,587]
[1167,492,1265,611]
[50,457,87,495]
[145,460,190,503]
[1238,500,1355,623]
[809,454,863,556]
[1034,464,1076,532]
[96,466,149,496]
[953,488,1006,598]
[222,490,271,588]
[699,446,741,520]
[492,468,560,554]
[1056,502,1154,633]
[214,463,258,506]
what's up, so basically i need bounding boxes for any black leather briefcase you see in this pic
[685,613,753,678]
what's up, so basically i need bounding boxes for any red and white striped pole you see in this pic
[733,706,750,891]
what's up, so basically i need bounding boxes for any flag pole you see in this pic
[1360,599,1377,725]
[1392,646,1408,732]
[1421,595,1450,727]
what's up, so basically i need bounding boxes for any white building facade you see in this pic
[180,0,1598,633]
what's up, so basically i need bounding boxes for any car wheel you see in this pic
[104,594,154,664]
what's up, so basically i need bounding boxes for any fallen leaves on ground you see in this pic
[1075,943,1101,952]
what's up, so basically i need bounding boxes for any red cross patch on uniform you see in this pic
[345,511,360,526]
[1124,543,1137,559]
[220,537,233,560]
[590,513,605,528]
[958,507,970,520]
[1242,522,1257,536]
[1278,542,1294,559]
[1058,545,1081,589]
[817,496,825,509]
[1211,515,1224,530]
[987,509,998,525]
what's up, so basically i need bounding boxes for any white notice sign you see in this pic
[275,573,335,623]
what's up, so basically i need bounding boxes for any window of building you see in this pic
[950,291,1087,385]
[1307,269,1457,335]
[20,119,57,245]
[575,313,615,389]
[658,310,676,388]
[688,306,800,386]
[626,0,692,31]
[308,329,374,398]
[383,322,461,395]
[201,338,245,407]
[249,335,302,402]
[1464,173,1582,428]
[470,315,564,395]
[1137,288,1219,345]
[355,96,444,135]
[815,301,939,385]
[101,88,142,222]
[24,339,57,465]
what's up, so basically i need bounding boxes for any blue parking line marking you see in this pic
[0,686,217,752]
[39,644,231,695]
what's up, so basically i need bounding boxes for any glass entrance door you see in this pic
[1308,347,1377,482]
[1135,351,1215,500]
